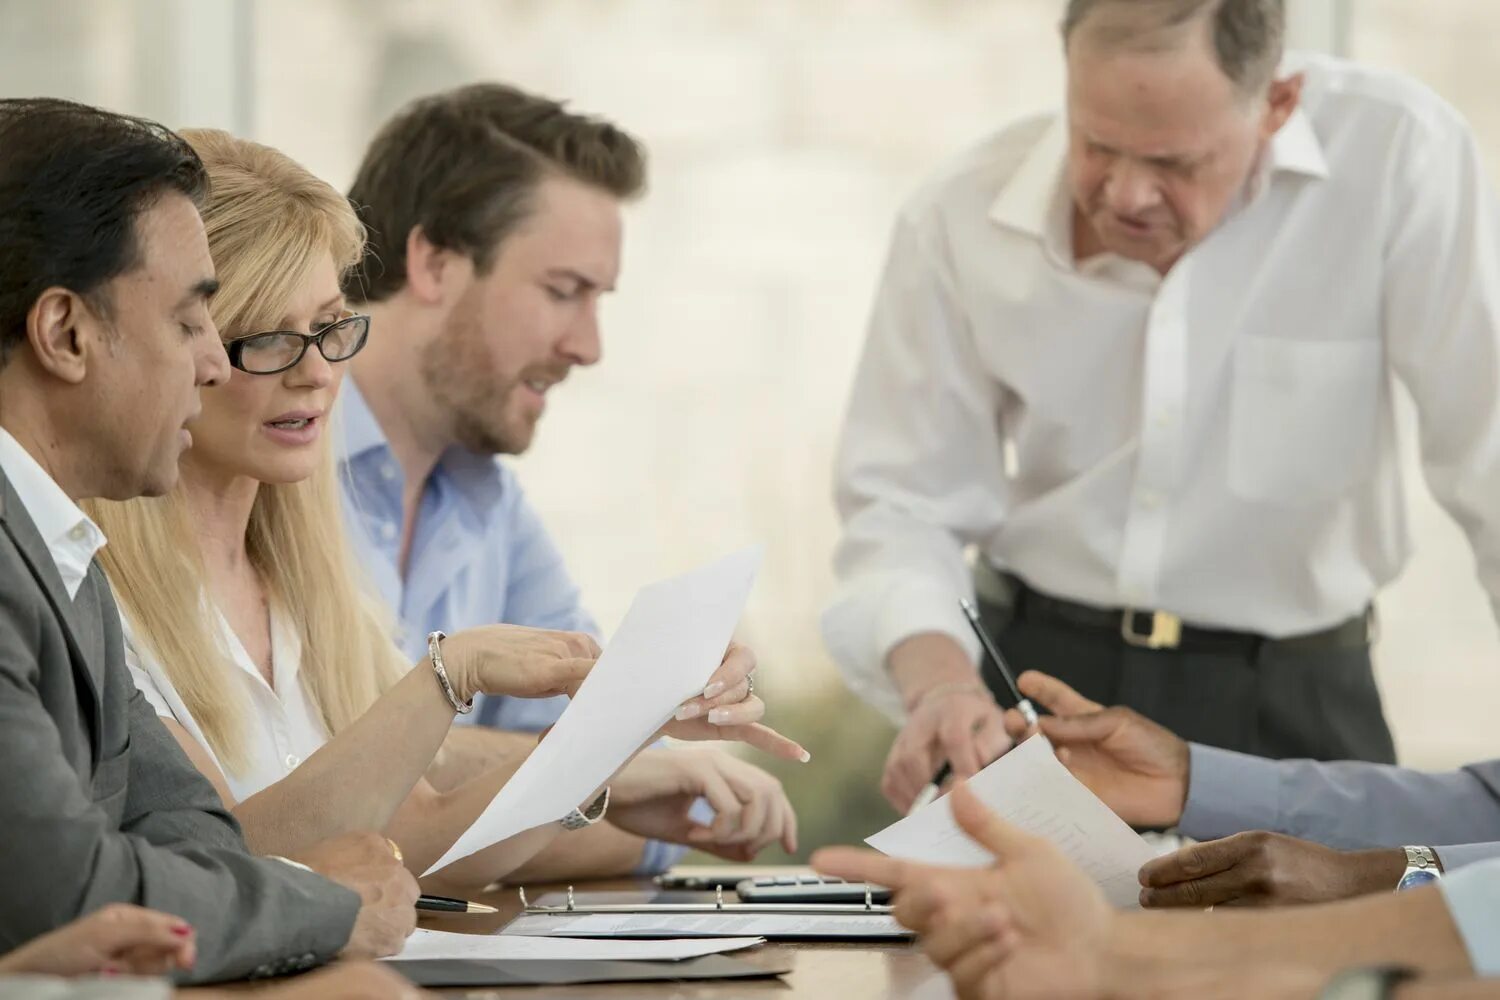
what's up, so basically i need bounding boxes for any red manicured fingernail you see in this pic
[171,924,193,937]
[101,964,120,976]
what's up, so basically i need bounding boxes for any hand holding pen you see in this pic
[907,599,1046,815]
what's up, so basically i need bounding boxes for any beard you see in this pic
[422,291,565,457]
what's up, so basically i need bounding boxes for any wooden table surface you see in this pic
[414,875,951,1000]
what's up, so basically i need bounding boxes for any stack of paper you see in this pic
[384,928,764,963]
[427,547,763,874]
[865,735,1157,909]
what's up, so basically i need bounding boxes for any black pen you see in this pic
[416,894,498,915]
[959,598,1041,728]
[907,599,1042,816]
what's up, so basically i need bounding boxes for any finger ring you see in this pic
[743,672,755,700]
[386,838,405,863]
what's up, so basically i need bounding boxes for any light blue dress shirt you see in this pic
[336,379,684,874]
[1180,744,1500,871]
[1439,858,1500,976]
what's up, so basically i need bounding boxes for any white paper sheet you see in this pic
[501,911,912,940]
[426,547,764,874]
[383,928,764,962]
[865,734,1157,909]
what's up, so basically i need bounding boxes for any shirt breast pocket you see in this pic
[1228,336,1383,506]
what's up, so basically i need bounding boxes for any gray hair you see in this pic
[1062,0,1285,95]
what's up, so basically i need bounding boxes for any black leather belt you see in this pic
[974,564,1372,655]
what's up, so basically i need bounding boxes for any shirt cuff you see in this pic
[1435,843,1500,872]
[1439,860,1500,976]
[1178,743,1281,841]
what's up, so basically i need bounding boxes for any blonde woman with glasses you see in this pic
[86,129,804,885]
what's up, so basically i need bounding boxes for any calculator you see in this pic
[735,875,893,904]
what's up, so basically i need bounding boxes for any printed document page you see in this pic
[427,547,763,874]
[866,735,1157,908]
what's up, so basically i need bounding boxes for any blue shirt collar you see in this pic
[337,376,506,516]
[336,375,390,465]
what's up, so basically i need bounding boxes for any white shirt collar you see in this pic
[987,105,1330,250]
[0,426,106,599]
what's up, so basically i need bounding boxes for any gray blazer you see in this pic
[0,469,359,984]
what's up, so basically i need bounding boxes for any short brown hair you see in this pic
[1062,0,1285,95]
[345,83,646,303]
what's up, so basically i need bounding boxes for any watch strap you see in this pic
[1396,846,1442,892]
[560,787,610,830]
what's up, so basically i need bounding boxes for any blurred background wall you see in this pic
[3,0,1496,862]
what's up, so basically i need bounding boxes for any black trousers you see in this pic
[975,590,1398,764]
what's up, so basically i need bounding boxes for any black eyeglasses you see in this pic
[226,312,371,375]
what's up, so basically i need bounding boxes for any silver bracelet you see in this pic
[428,630,473,714]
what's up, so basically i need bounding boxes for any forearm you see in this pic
[1108,886,1471,984]
[506,821,649,883]
[887,632,983,708]
[232,663,454,855]
[389,748,534,878]
[425,726,536,793]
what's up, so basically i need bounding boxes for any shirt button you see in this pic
[380,522,397,541]
[381,463,398,482]
[68,524,89,542]
[284,753,301,770]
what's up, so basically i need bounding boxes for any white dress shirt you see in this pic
[824,53,1500,720]
[0,427,105,599]
[125,603,330,804]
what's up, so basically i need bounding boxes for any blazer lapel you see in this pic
[0,472,105,746]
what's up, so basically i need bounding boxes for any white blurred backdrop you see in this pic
[3,0,1496,849]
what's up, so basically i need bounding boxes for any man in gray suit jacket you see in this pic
[1001,670,1500,908]
[0,98,418,984]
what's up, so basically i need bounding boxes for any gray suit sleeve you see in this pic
[0,644,359,985]
[1179,744,1500,857]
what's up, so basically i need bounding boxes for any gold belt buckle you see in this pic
[1121,609,1182,650]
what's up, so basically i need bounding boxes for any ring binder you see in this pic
[516,884,895,917]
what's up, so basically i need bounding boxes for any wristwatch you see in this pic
[1395,846,1443,891]
[1318,966,1416,999]
[560,787,610,830]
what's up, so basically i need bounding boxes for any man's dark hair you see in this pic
[0,98,210,364]
[1062,0,1286,95]
[345,82,647,303]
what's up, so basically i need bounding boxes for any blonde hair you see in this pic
[85,129,406,773]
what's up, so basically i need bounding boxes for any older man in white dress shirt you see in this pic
[825,0,1500,811]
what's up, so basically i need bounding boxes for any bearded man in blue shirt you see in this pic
[337,83,800,879]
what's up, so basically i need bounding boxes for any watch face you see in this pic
[1397,869,1439,891]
